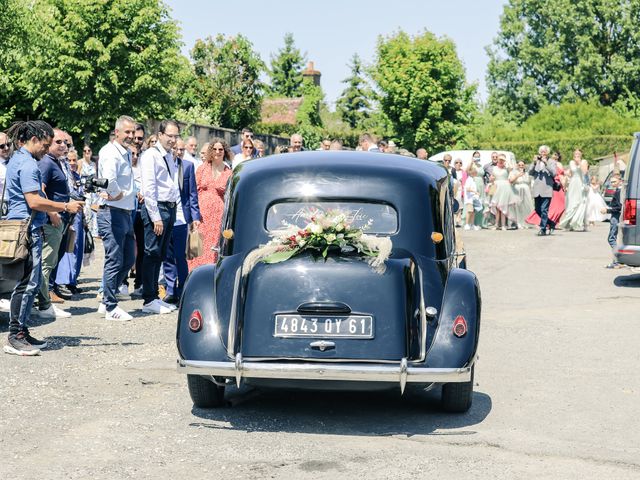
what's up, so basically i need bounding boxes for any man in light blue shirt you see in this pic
[96,115,136,321]
[3,120,83,356]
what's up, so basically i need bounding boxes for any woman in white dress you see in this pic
[490,154,520,230]
[80,145,99,237]
[559,149,589,231]
[509,160,534,229]
[586,176,609,225]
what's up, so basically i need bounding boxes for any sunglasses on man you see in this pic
[0,143,10,150]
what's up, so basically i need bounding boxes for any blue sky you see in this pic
[165,0,507,108]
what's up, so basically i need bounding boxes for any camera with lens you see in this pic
[80,174,109,194]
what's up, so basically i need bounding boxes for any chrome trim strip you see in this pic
[178,359,472,383]
[412,265,427,363]
[226,267,243,358]
[399,358,408,393]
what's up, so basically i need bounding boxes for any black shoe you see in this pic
[23,329,47,350]
[54,286,73,300]
[537,229,546,236]
[3,332,40,356]
[163,294,179,305]
[68,284,83,294]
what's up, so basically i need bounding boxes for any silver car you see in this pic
[615,133,640,266]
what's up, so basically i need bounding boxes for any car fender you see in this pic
[176,264,229,362]
[424,267,481,368]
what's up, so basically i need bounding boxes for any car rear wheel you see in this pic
[441,366,474,413]
[187,374,225,408]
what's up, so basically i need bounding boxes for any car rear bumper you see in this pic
[178,356,473,391]
[615,245,640,266]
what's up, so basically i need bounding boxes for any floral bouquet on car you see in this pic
[242,210,392,275]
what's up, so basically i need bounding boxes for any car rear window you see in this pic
[266,202,398,234]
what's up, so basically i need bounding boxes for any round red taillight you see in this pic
[452,315,467,337]
[188,310,203,332]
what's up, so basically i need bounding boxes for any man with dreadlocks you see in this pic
[3,120,83,356]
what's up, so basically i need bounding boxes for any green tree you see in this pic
[191,34,265,129]
[0,0,44,126]
[268,33,305,97]
[336,53,373,129]
[371,30,476,152]
[23,0,186,144]
[487,0,640,122]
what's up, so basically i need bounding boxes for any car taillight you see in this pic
[188,310,203,332]
[624,199,637,225]
[452,315,467,337]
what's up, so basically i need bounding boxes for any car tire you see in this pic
[187,374,225,408]
[441,366,474,413]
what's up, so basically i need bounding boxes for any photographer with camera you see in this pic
[3,120,83,355]
[96,115,136,321]
[529,145,557,236]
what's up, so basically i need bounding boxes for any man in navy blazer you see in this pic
[163,138,201,304]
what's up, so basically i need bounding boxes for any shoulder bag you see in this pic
[0,178,35,265]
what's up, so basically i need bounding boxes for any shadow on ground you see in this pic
[614,272,640,287]
[42,335,144,350]
[189,385,492,437]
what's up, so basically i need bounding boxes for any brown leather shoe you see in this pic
[49,291,66,304]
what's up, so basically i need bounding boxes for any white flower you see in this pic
[325,234,336,242]
[310,223,323,234]
[335,223,344,232]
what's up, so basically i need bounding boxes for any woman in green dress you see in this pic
[509,160,534,229]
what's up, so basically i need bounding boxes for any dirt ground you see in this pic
[1,223,639,479]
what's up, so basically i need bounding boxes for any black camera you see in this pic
[81,174,108,193]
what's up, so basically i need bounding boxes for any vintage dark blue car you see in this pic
[177,151,481,413]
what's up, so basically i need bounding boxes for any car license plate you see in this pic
[274,314,374,338]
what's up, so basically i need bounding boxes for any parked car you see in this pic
[615,135,640,266]
[177,151,481,413]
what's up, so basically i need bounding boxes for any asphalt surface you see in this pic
[1,223,639,479]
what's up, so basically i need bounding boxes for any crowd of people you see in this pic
[0,120,624,356]
[443,147,620,240]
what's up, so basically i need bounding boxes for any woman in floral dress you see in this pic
[188,139,233,271]
[509,160,534,229]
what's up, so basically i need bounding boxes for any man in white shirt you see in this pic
[97,115,137,321]
[139,119,181,314]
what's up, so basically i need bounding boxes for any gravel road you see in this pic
[1,223,639,479]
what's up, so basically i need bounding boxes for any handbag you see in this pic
[83,223,95,255]
[186,224,203,260]
[552,179,562,191]
[0,179,34,265]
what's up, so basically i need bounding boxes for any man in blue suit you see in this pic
[163,138,201,304]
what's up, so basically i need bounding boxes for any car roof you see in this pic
[227,151,450,257]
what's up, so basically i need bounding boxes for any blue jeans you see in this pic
[163,223,188,298]
[9,228,43,335]
[608,217,619,249]
[98,207,135,312]
[141,203,176,304]
[534,196,552,230]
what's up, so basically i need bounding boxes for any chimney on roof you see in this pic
[302,61,321,87]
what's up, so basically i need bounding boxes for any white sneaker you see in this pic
[142,299,173,315]
[105,306,133,321]
[118,284,129,295]
[463,224,471,231]
[34,305,71,319]
[0,298,10,312]
[473,225,481,231]
[158,299,177,311]
[98,303,106,314]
